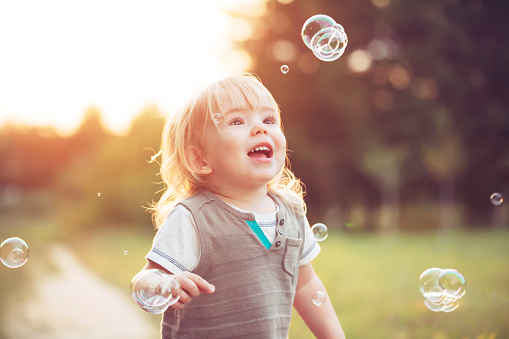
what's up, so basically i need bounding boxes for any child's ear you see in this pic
[186,146,212,175]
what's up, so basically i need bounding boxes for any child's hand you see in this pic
[171,271,215,309]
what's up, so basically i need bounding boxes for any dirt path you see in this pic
[4,244,159,339]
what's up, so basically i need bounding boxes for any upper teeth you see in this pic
[249,146,270,153]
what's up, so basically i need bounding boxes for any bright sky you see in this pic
[0,0,259,134]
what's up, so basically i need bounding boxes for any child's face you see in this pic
[201,89,286,190]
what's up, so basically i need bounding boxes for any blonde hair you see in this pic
[149,73,305,229]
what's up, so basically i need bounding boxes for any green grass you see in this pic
[289,231,509,339]
[2,219,508,338]
[71,229,509,339]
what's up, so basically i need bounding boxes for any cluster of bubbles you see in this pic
[311,223,328,242]
[419,267,466,312]
[301,14,348,62]
[0,237,29,268]
[490,192,503,206]
[130,269,181,314]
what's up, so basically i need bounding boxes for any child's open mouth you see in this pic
[248,145,273,159]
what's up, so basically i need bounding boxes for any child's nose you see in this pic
[251,124,268,136]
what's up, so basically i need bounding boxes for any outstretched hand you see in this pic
[171,271,215,309]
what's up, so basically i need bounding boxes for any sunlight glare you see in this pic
[0,0,260,134]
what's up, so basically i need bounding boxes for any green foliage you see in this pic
[236,0,509,230]
[0,106,165,238]
[52,107,165,236]
[1,1,508,236]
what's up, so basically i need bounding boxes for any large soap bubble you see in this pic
[301,15,337,49]
[419,267,466,312]
[130,269,180,314]
[439,268,466,299]
[301,15,348,62]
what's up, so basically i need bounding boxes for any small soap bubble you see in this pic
[312,291,326,306]
[311,223,328,241]
[130,269,180,314]
[280,65,289,74]
[490,192,503,206]
[124,251,128,256]
[211,113,223,125]
[1,237,29,268]
[97,192,101,197]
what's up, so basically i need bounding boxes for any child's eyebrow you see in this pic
[223,106,275,115]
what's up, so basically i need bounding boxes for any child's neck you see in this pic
[208,186,276,214]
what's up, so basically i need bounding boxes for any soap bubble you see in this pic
[280,65,289,74]
[301,15,336,49]
[124,251,128,256]
[441,299,460,312]
[490,192,503,206]
[301,14,348,62]
[211,113,223,125]
[312,291,326,306]
[97,192,101,197]
[424,299,446,312]
[311,26,348,59]
[438,269,466,299]
[130,269,180,314]
[419,267,466,312]
[1,237,29,268]
[419,267,443,297]
[311,223,328,241]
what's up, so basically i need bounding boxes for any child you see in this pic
[141,73,345,338]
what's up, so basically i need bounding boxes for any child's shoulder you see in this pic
[178,189,218,209]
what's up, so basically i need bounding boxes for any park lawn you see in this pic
[290,230,509,339]
[71,228,509,338]
[2,221,508,339]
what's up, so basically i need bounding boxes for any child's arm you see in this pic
[293,263,345,339]
[143,260,215,309]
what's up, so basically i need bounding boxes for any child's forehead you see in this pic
[216,86,277,113]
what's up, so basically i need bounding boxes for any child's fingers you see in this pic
[167,272,215,309]
[187,273,215,294]
[171,300,186,310]
[177,272,215,297]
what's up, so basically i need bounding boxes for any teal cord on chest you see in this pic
[245,220,272,249]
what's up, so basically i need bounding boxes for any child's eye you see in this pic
[228,118,244,126]
[264,116,277,124]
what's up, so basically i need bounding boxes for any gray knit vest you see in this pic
[161,189,306,338]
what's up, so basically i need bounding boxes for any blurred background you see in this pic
[1,0,508,338]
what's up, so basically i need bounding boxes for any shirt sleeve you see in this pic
[299,216,321,267]
[145,205,200,274]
